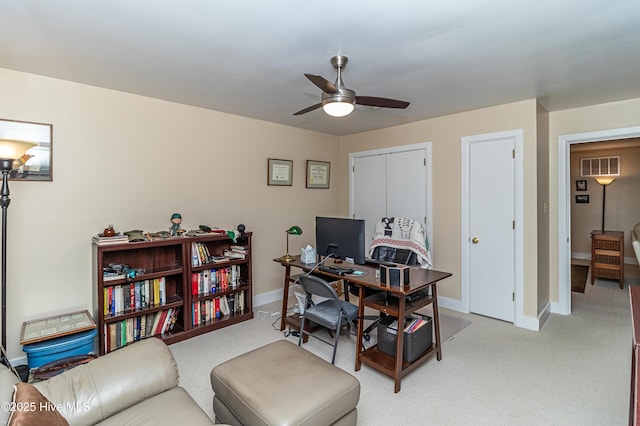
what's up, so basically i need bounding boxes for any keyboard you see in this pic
[364,257,397,267]
[319,266,354,275]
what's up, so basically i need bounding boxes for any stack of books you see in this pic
[92,233,129,245]
[224,245,248,259]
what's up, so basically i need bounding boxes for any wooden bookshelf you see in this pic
[93,232,253,354]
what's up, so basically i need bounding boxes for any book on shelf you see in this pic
[211,255,229,263]
[220,295,230,316]
[140,315,147,339]
[104,307,180,353]
[192,242,214,266]
[155,309,169,335]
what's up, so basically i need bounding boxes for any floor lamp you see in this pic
[0,139,36,382]
[594,176,616,232]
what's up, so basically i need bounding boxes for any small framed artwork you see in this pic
[576,195,589,204]
[268,158,293,186]
[306,160,330,189]
[0,118,53,181]
[576,179,587,191]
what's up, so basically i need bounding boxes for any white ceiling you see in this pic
[2,0,640,136]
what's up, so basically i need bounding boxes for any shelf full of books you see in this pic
[94,232,253,354]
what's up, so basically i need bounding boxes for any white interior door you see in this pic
[469,137,515,322]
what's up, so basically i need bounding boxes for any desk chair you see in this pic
[297,274,359,364]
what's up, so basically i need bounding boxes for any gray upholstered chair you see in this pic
[297,274,358,364]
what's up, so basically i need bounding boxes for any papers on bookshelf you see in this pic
[92,233,129,245]
[222,245,248,260]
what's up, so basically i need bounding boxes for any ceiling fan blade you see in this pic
[293,103,322,115]
[355,96,410,109]
[304,74,339,94]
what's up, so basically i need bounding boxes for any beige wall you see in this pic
[340,100,542,318]
[570,143,640,260]
[549,98,640,305]
[537,102,550,312]
[0,68,341,359]
[6,64,640,358]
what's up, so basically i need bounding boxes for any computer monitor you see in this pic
[315,216,366,265]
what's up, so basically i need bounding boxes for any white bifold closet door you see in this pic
[352,148,427,247]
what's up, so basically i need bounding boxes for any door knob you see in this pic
[471,237,479,244]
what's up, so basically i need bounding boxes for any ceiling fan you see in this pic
[294,55,410,117]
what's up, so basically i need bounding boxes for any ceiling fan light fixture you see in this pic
[322,100,355,117]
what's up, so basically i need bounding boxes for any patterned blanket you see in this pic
[369,217,432,269]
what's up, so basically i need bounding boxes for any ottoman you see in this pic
[210,340,360,426]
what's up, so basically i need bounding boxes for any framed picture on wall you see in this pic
[576,195,589,204]
[267,158,293,186]
[0,118,53,181]
[576,179,587,191]
[306,160,330,189]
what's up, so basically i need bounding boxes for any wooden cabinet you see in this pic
[591,230,624,289]
[94,232,253,354]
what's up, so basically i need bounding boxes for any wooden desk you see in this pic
[275,256,452,392]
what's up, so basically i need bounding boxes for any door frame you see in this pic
[461,129,524,326]
[556,126,640,315]
[349,142,433,256]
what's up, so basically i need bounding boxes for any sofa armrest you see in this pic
[0,366,21,425]
[34,337,179,426]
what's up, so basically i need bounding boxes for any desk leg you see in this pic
[432,283,442,361]
[355,285,364,371]
[279,265,291,331]
[394,296,406,393]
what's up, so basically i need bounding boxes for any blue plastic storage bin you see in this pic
[22,328,97,369]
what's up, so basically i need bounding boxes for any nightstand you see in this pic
[591,230,624,289]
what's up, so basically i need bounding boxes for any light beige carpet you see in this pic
[171,286,631,425]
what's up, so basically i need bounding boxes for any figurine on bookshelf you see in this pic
[170,213,185,236]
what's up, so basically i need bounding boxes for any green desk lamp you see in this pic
[281,226,302,262]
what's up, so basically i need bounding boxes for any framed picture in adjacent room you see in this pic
[576,195,589,204]
[0,118,53,181]
[306,160,330,189]
[576,179,587,191]
[267,158,293,186]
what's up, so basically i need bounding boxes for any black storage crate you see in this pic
[377,314,432,362]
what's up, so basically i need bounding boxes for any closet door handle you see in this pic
[471,237,479,244]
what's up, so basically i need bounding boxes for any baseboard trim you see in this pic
[551,300,569,315]
[254,288,283,308]
[436,295,467,313]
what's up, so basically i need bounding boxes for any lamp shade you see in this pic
[0,139,36,161]
[595,176,616,186]
[286,225,303,235]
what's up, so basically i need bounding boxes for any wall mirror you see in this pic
[0,119,53,181]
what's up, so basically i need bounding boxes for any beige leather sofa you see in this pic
[632,223,640,266]
[0,337,214,426]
